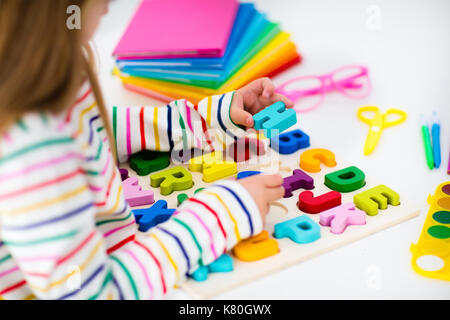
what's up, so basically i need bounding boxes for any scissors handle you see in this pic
[357,106,408,155]
[382,109,407,127]
[357,106,381,125]
[358,106,407,127]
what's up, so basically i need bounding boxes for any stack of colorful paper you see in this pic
[113,0,302,104]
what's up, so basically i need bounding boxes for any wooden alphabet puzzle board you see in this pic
[120,132,420,299]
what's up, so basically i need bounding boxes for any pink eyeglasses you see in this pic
[275,65,371,113]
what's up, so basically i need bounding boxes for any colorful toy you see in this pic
[229,136,266,162]
[354,184,400,216]
[118,125,420,299]
[357,106,407,156]
[275,65,371,113]
[299,148,336,173]
[437,198,450,210]
[208,253,234,272]
[177,188,205,206]
[130,150,170,176]
[120,168,129,181]
[189,151,223,170]
[410,182,450,280]
[253,101,297,138]
[232,231,279,262]
[273,215,321,244]
[319,203,366,234]
[191,254,234,282]
[122,177,155,207]
[297,190,341,214]
[189,151,237,183]
[428,224,450,239]
[190,266,209,282]
[177,193,188,206]
[270,129,310,154]
[282,169,314,198]
[324,166,366,193]
[133,200,175,232]
[150,166,193,195]
[236,171,261,180]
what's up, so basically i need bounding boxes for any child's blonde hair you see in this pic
[0,0,117,160]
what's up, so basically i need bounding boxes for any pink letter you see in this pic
[319,203,366,234]
[122,177,155,207]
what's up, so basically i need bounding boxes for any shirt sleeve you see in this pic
[112,92,247,163]
[0,116,262,300]
[0,120,114,300]
[110,179,263,299]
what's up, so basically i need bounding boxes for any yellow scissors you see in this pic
[357,106,407,155]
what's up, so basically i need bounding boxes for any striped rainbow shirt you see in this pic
[0,81,263,300]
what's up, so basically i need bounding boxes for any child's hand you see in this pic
[237,174,285,224]
[230,77,294,128]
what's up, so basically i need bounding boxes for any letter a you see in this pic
[66,5,81,30]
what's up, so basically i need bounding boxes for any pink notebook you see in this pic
[113,0,239,59]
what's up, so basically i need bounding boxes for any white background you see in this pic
[94,0,450,299]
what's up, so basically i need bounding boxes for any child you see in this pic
[0,0,293,299]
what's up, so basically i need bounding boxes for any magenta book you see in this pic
[113,0,239,59]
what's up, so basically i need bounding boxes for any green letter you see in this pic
[324,166,366,192]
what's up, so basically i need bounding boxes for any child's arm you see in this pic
[0,117,282,299]
[112,92,243,163]
[112,78,294,163]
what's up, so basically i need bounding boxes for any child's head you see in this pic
[0,0,109,130]
[0,0,115,156]
[0,0,108,127]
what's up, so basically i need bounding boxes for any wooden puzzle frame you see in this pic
[121,138,420,299]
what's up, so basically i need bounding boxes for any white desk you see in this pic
[94,0,450,299]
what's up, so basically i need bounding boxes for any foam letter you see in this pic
[325,166,366,192]
[282,169,314,198]
[188,151,237,183]
[236,171,261,180]
[191,254,234,282]
[150,166,193,195]
[319,203,366,234]
[299,148,337,173]
[129,150,170,176]
[119,168,129,181]
[122,177,154,207]
[133,200,175,232]
[232,231,279,262]
[273,215,321,244]
[353,184,400,216]
[270,129,310,154]
[253,101,297,138]
[297,190,342,214]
